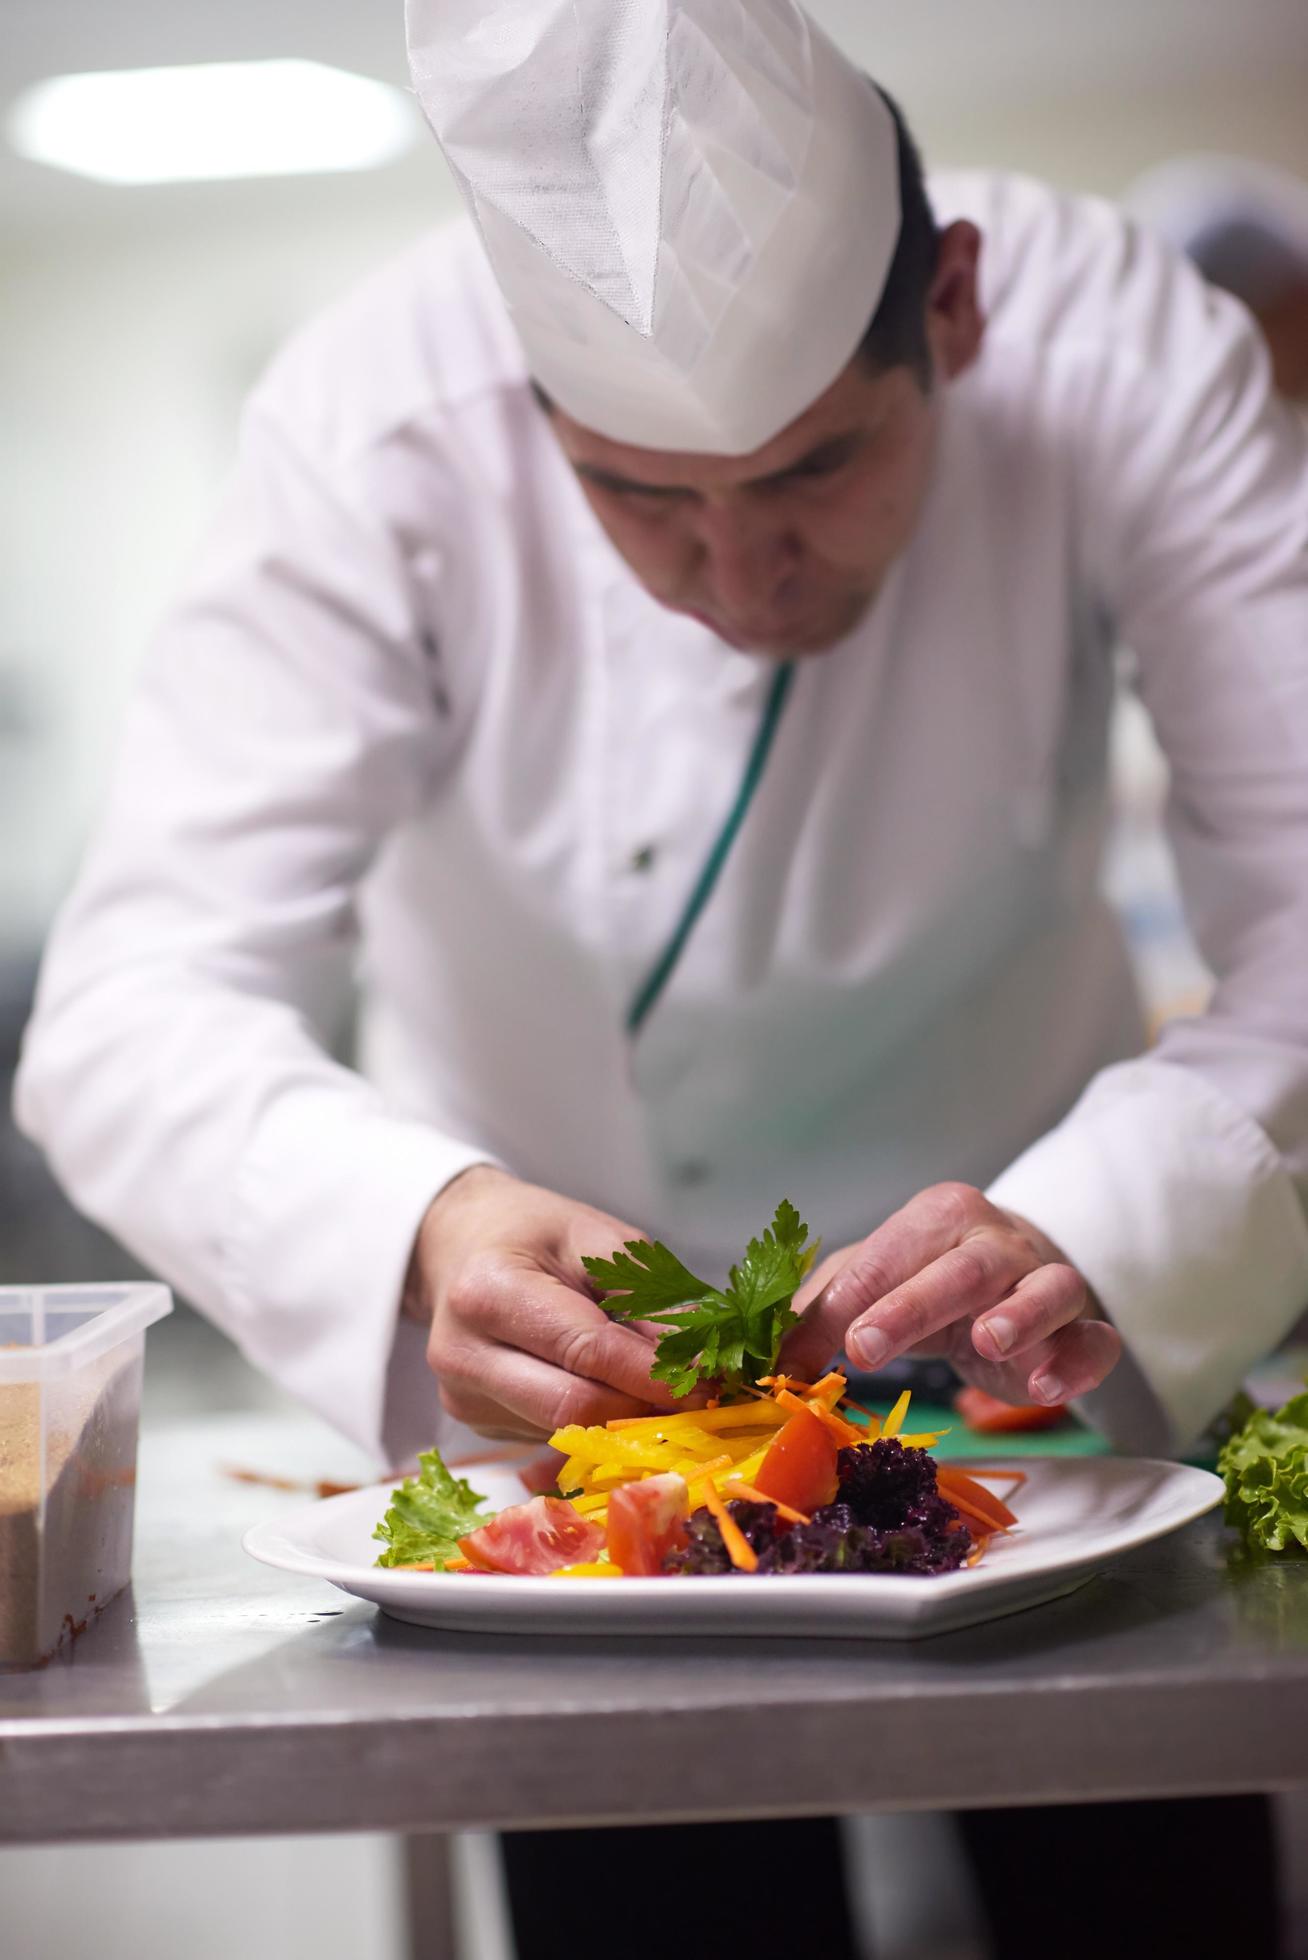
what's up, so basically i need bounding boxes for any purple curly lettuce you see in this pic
[666,1437,972,1577]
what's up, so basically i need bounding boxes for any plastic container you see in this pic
[0,1284,172,1668]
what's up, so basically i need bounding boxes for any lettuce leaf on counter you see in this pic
[1217,1390,1308,1555]
[373,1450,492,1568]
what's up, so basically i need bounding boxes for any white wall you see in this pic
[0,167,461,947]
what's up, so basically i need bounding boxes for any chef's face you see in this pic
[548,222,984,659]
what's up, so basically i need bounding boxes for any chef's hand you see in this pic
[779,1182,1120,1407]
[403,1165,683,1443]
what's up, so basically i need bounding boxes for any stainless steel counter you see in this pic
[4,1414,1308,1846]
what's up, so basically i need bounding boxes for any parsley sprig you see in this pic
[583,1200,820,1398]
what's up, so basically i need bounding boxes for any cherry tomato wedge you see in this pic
[754,1405,840,1515]
[606,1473,690,1576]
[954,1387,1068,1434]
[458,1496,605,1575]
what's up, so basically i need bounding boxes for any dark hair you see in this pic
[531,87,941,419]
[858,89,941,391]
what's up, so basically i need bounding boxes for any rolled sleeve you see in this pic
[989,1057,1308,1451]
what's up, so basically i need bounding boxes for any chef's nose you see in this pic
[695,500,801,614]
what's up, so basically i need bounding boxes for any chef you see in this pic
[16,4,1302,1951]
[15,2,1308,1479]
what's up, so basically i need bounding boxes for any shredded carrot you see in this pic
[840,1397,884,1438]
[937,1467,1018,1532]
[441,1558,473,1573]
[723,1479,812,1526]
[684,1454,736,1509]
[768,1379,851,1411]
[947,1496,1011,1538]
[809,1370,847,1396]
[702,1481,759,1572]
[938,1494,1013,1540]
[390,1561,437,1572]
[775,1387,864,1447]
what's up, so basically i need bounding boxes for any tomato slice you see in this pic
[458,1497,605,1575]
[754,1406,840,1515]
[605,1473,690,1576]
[954,1387,1068,1434]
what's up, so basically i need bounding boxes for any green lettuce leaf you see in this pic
[584,1200,819,1399]
[1217,1390,1308,1555]
[373,1450,493,1569]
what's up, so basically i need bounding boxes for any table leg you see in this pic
[403,1832,458,1960]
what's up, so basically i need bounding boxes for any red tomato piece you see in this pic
[458,1497,605,1575]
[954,1387,1068,1434]
[754,1406,840,1515]
[606,1473,690,1576]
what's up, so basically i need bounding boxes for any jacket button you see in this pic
[628,845,658,874]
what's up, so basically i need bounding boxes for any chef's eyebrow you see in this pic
[574,431,865,499]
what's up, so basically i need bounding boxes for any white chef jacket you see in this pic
[16,172,1308,1464]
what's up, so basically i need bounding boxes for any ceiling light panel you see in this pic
[7,60,421,185]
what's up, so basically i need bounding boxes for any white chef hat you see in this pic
[406,0,901,455]
[1128,155,1308,312]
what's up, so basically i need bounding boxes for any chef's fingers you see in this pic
[438,1341,659,1441]
[436,1384,551,1445]
[451,1264,686,1410]
[781,1184,1012,1376]
[841,1231,1038,1373]
[1024,1316,1122,1404]
[518,1450,568,1495]
[971,1261,1090,1364]
[792,1247,850,1317]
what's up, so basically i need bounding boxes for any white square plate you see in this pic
[243,1454,1223,1640]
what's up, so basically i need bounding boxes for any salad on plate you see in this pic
[372,1203,1022,1581]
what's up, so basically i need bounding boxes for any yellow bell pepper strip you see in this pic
[882,1389,913,1438]
[606,1402,786,1435]
[701,1481,759,1573]
[551,1426,685,1473]
[550,1562,624,1579]
[729,1444,775,1487]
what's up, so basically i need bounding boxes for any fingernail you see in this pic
[849,1325,891,1371]
[979,1313,1016,1357]
[1031,1373,1066,1405]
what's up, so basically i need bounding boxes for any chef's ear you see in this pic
[926,222,985,383]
